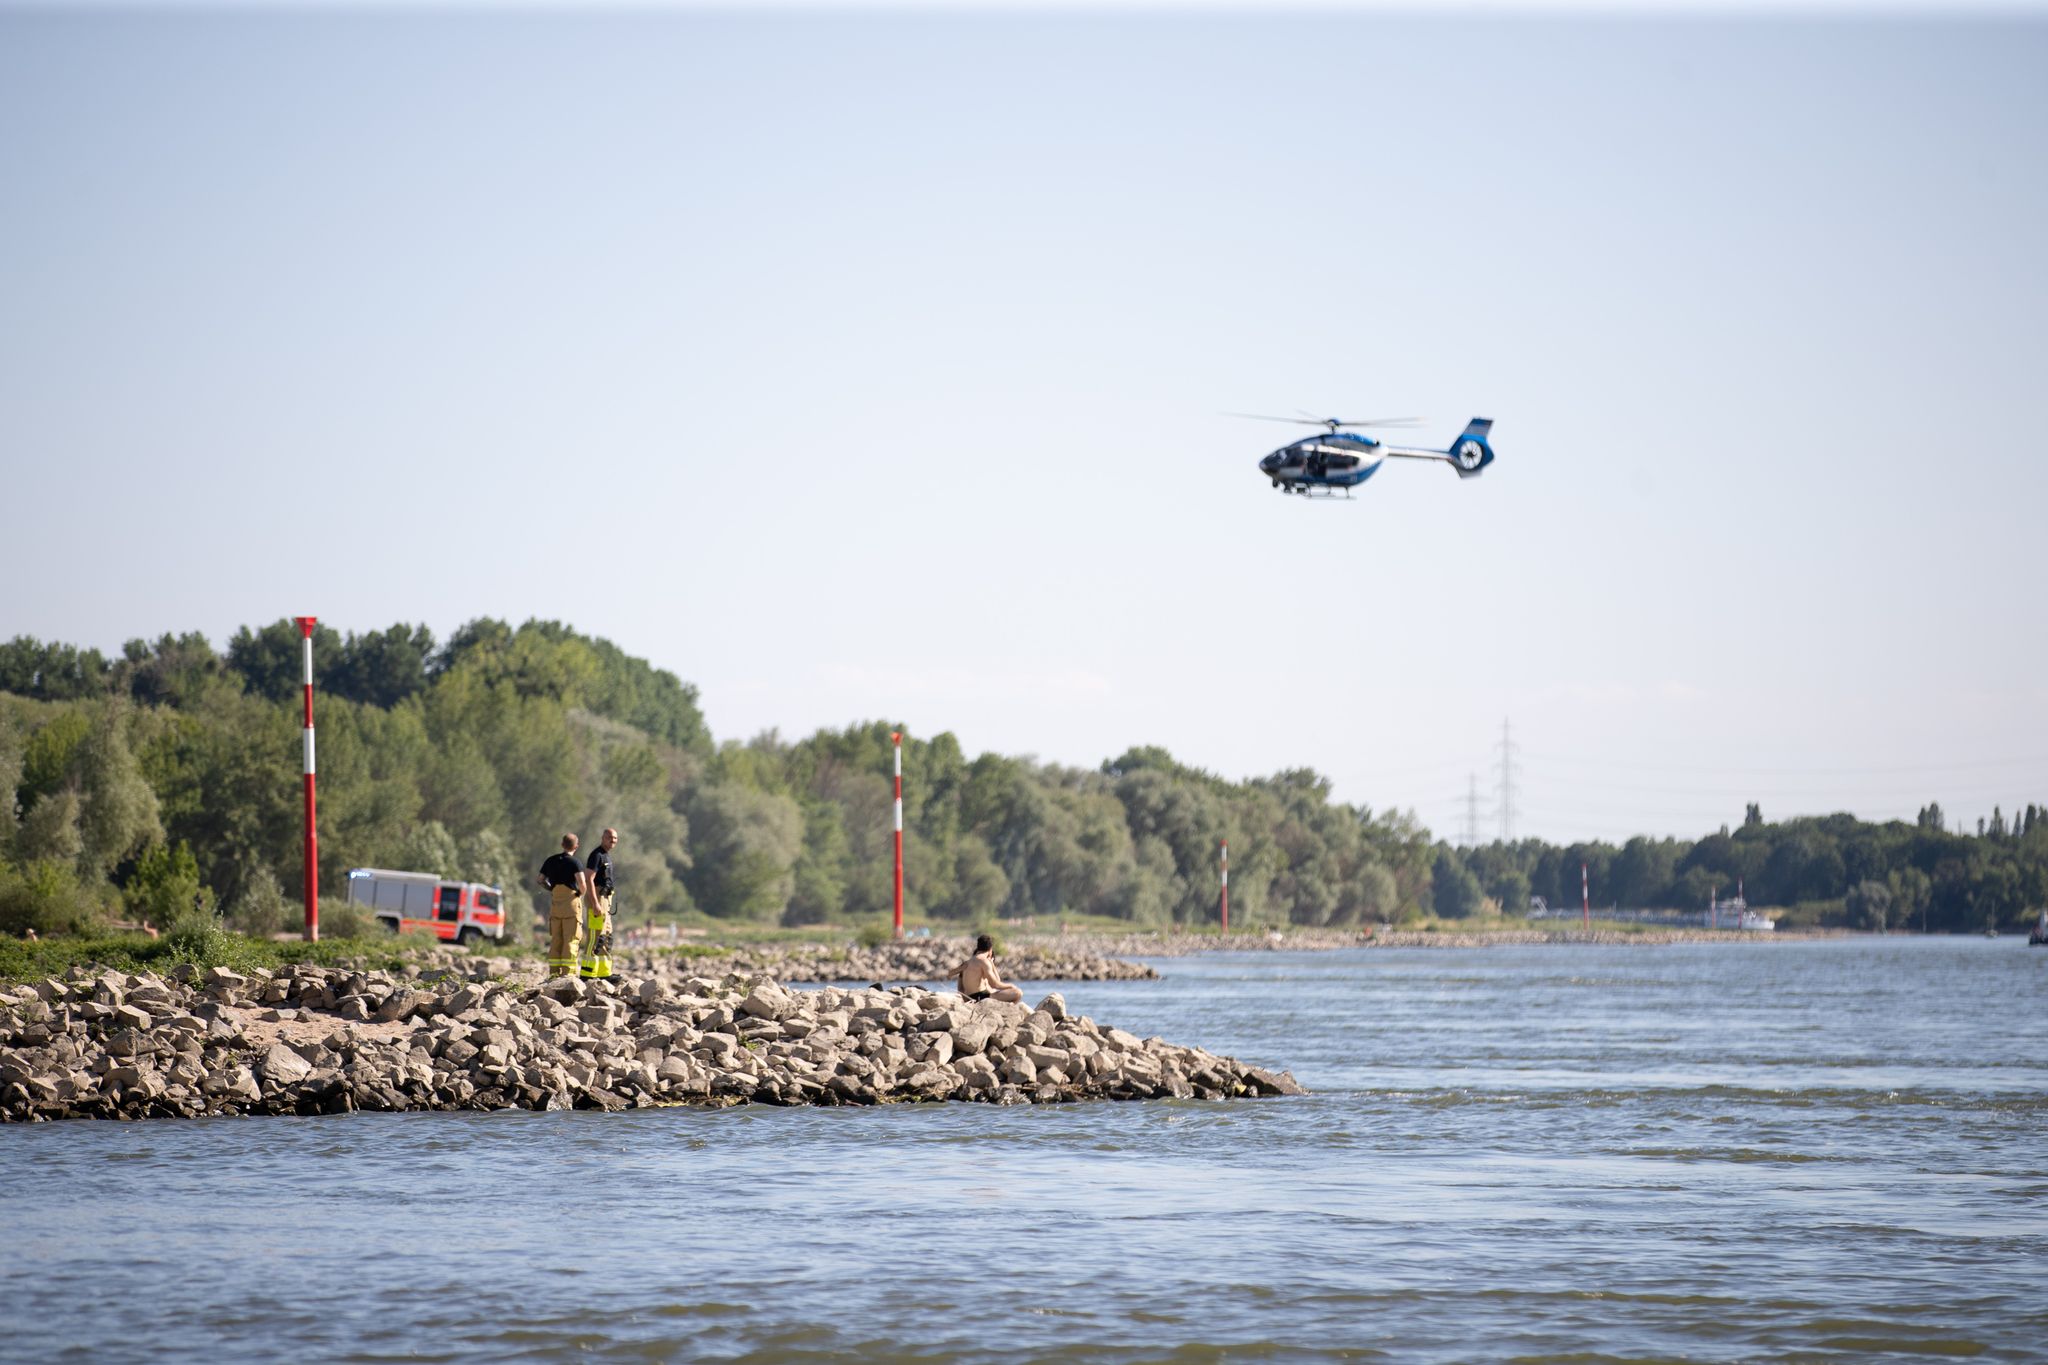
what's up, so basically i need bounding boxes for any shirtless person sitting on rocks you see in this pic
[956,933,1025,1004]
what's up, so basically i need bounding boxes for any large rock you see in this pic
[740,981,799,1022]
[257,1043,311,1085]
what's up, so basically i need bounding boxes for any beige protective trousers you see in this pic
[547,884,584,978]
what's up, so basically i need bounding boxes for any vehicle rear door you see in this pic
[436,884,462,937]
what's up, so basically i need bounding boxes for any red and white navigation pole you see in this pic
[1580,861,1590,930]
[891,731,904,939]
[1220,839,1230,934]
[295,615,320,942]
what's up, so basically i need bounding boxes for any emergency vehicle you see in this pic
[346,868,508,944]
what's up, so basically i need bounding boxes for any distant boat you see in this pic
[2031,908,2048,947]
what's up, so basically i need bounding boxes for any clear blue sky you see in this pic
[2,5,2044,843]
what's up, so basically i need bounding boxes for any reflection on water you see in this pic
[4,939,2046,1362]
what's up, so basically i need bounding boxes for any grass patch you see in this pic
[0,930,427,985]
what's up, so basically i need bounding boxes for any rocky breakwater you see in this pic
[640,939,1161,985]
[0,965,1301,1122]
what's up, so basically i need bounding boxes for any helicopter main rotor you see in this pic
[1223,411,1426,435]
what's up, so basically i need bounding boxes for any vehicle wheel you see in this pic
[380,918,400,936]
[456,927,479,947]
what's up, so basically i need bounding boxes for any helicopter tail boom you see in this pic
[1381,417,1496,477]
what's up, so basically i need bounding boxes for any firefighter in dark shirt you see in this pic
[581,827,619,980]
[537,834,587,978]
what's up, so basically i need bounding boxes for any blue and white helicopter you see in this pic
[1234,412,1497,498]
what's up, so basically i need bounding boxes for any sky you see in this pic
[2,3,2045,844]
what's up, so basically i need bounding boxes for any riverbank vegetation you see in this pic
[0,622,1430,941]
[2,623,2041,940]
[1427,802,2048,933]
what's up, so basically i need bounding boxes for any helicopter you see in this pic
[1233,412,1497,498]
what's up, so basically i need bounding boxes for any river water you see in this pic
[4,939,2046,1362]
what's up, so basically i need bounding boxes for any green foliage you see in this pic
[393,820,462,878]
[123,841,213,929]
[0,718,20,861]
[118,632,228,709]
[10,619,2040,944]
[17,788,84,865]
[855,920,894,949]
[1430,848,1485,919]
[74,700,163,878]
[683,781,802,919]
[162,905,235,962]
[1846,878,1891,932]
[0,858,112,937]
[225,862,293,938]
[20,708,92,804]
[0,637,114,701]
[321,899,376,939]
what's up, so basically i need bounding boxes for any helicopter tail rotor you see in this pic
[1448,418,1496,478]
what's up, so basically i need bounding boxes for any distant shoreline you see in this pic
[1003,926,1861,956]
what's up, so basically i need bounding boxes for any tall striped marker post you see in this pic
[1581,861,1590,930]
[891,731,904,939]
[294,615,320,942]
[1220,839,1229,934]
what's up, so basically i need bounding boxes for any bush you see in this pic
[1772,898,1847,930]
[162,905,235,963]
[320,900,374,939]
[0,858,112,937]
[855,920,894,949]
[224,863,293,938]
[123,841,213,931]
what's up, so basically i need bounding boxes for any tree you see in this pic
[682,783,803,920]
[0,638,112,701]
[329,624,436,708]
[1431,848,1485,919]
[17,789,84,866]
[1355,862,1400,924]
[1489,867,1532,917]
[1744,802,1763,827]
[0,715,22,860]
[932,838,1010,923]
[1888,865,1932,933]
[458,827,527,943]
[124,840,213,929]
[228,620,342,702]
[224,862,292,937]
[393,820,462,877]
[73,700,163,878]
[785,803,850,926]
[1845,879,1891,932]
[120,632,227,709]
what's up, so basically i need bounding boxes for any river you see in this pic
[4,938,2045,1362]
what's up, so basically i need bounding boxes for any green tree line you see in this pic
[1430,799,2048,932]
[0,622,1431,939]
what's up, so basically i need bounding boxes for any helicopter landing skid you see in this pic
[1282,485,1354,501]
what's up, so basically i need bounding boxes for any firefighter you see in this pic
[537,834,585,978]
[581,826,619,981]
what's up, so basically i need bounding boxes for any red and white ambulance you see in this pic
[345,868,509,944]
